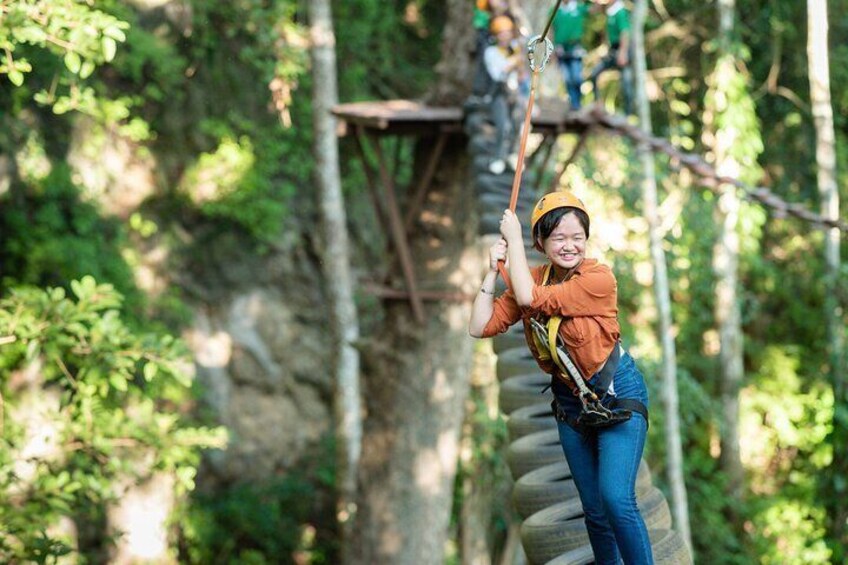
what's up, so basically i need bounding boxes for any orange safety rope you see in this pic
[496,2,559,288]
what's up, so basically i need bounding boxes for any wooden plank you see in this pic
[352,128,390,242]
[404,132,448,233]
[332,98,587,137]
[362,283,473,303]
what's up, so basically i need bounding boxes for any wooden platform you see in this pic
[330,97,593,322]
[332,98,590,137]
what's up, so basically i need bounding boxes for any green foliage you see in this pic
[176,116,308,244]
[0,0,128,87]
[334,0,444,100]
[0,277,226,563]
[176,436,337,565]
[740,346,833,563]
[0,164,141,312]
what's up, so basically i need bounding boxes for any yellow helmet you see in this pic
[490,15,514,34]
[530,191,588,250]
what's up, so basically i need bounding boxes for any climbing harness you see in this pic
[526,265,648,432]
[529,315,647,431]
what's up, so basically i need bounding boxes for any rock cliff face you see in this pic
[68,108,333,487]
[187,285,332,482]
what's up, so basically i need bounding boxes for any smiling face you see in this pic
[540,212,587,271]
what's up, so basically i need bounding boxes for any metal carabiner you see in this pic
[526,34,554,73]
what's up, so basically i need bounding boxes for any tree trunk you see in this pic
[350,138,476,563]
[710,0,746,508]
[459,344,498,565]
[631,0,692,553]
[806,0,846,557]
[307,2,363,561]
[350,1,477,562]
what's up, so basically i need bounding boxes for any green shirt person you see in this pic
[589,0,634,114]
[553,0,589,47]
[604,0,631,65]
[553,1,589,109]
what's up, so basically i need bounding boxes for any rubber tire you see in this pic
[513,459,653,520]
[544,528,692,565]
[492,327,527,354]
[479,210,537,238]
[469,135,497,157]
[472,154,495,175]
[496,347,540,381]
[543,544,594,565]
[648,528,692,564]
[506,429,565,480]
[463,111,489,135]
[500,373,552,415]
[479,191,537,213]
[520,485,672,565]
[512,461,574,519]
[507,401,556,441]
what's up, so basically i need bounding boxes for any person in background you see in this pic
[553,0,589,110]
[471,0,510,98]
[589,0,634,115]
[484,14,523,175]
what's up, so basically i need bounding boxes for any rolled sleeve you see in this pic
[481,289,523,337]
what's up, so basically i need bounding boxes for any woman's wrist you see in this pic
[481,271,497,293]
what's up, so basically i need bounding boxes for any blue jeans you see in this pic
[552,351,653,564]
[559,49,584,110]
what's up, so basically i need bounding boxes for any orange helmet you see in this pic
[490,15,514,34]
[476,0,489,10]
[530,191,589,250]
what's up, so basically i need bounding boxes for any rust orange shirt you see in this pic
[481,259,620,389]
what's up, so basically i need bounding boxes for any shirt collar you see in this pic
[573,258,597,274]
[544,258,596,283]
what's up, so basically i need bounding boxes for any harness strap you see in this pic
[592,340,621,396]
[551,397,649,433]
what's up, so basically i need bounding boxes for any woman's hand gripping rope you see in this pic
[489,238,508,272]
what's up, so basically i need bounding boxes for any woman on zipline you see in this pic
[469,191,654,565]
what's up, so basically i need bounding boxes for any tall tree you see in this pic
[307,1,363,561]
[806,0,846,557]
[349,0,477,562]
[631,0,692,552]
[705,0,746,507]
